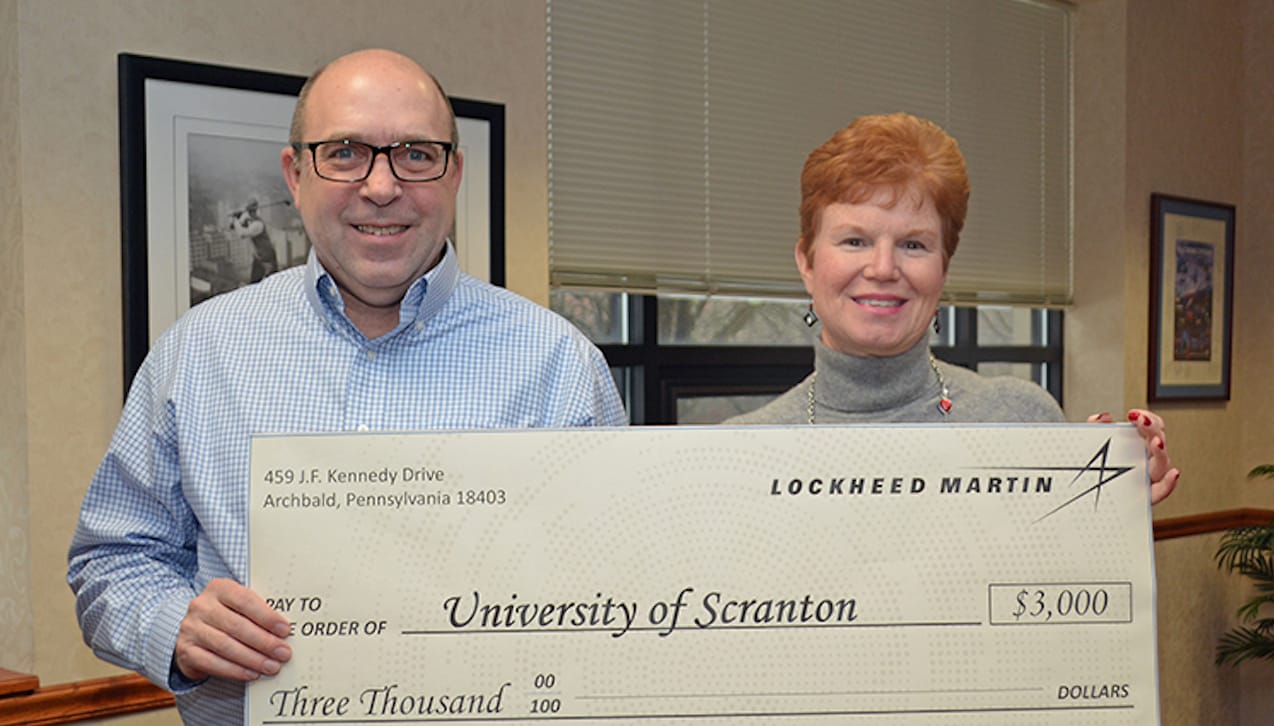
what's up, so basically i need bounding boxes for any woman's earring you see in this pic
[803,303,819,327]
[932,312,941,335]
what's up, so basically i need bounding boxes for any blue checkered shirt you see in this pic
[67,244,625,724]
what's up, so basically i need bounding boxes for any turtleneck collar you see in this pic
[812,335,935,414]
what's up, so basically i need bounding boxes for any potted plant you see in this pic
[1215,464,1274,665]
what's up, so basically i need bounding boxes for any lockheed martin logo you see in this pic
[1034,438,1134,521]
[977,437,1135,521]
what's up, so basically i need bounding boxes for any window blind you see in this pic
[547,0,1072,305]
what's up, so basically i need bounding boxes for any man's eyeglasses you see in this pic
[297,140,455,182]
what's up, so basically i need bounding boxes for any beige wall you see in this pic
[1238,0,1274,513]
[1122,0,1246,520]
[1,0,34,673]
[3,1,1273,724]
[1070,0,1274,724]
[1069,0,1129,426]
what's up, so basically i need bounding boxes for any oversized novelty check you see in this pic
[247,425,1159,725]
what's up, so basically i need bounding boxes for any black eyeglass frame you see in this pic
[296,139,456,182]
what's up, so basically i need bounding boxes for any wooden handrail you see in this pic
[0,670,38,699]
[1,508,1268,724]
[1153,508,1274,540]
[0,671,173,726]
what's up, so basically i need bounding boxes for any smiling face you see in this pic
[798,184,947,358]
[281,50,462,326]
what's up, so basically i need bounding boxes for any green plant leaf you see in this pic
[1216,527,1274,572]
[1235,597,1274,622]
[1214,466,1274,663]
[1216,626,1274,665]
[1238,556,1274,583]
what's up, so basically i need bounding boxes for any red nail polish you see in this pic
[1141,414,1150,426]
[1127,411,1138,422]
[1157,439,1165,450]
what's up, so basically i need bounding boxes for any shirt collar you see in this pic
[304,240,461,338]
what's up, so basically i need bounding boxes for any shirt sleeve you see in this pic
[66,350,202,693]
[560,330,628,427]
[584,339,629,427]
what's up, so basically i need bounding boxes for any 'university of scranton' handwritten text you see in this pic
[440,587,859,639]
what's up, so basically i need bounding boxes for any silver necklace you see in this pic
[807,355,952,424]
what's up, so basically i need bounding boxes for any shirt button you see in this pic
[415,321,424,331]
[357,424,369,432]
[366,350,376,361]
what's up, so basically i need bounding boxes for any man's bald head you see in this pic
[288,49,458,153]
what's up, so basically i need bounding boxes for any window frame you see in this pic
[590,295,1063,425]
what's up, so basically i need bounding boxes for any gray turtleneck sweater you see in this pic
[725,337,1065,425]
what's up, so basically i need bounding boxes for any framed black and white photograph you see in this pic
[1147,193,1235,402]
[118,53,505,393]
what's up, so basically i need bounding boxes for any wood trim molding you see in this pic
[0,670,39,699]
[1154,508,1274,540]
[0,672,173,726]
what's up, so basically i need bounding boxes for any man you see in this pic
[68,49,626,724]
[230,197,279,282]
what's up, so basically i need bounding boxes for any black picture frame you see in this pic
[117,53,505,394]
[1147,193,1235,402]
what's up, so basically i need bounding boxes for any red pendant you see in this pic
[938,397,952,413]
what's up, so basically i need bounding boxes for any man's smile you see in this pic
[354,224,410,236]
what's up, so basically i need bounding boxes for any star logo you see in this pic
[970,437,1136,521]
[1035,438,1135,521]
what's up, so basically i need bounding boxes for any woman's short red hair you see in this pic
[797,113,969,268]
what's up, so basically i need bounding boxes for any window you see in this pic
[553,292,1062,424]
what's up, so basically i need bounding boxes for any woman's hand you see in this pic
[1087,409,1181,505]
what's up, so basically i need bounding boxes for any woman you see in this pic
[728,113,1180,504]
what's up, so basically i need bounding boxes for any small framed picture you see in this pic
[1147,193,1235,401]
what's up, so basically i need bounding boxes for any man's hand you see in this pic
[1087,409,1181,505]
[175,578,292,682]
